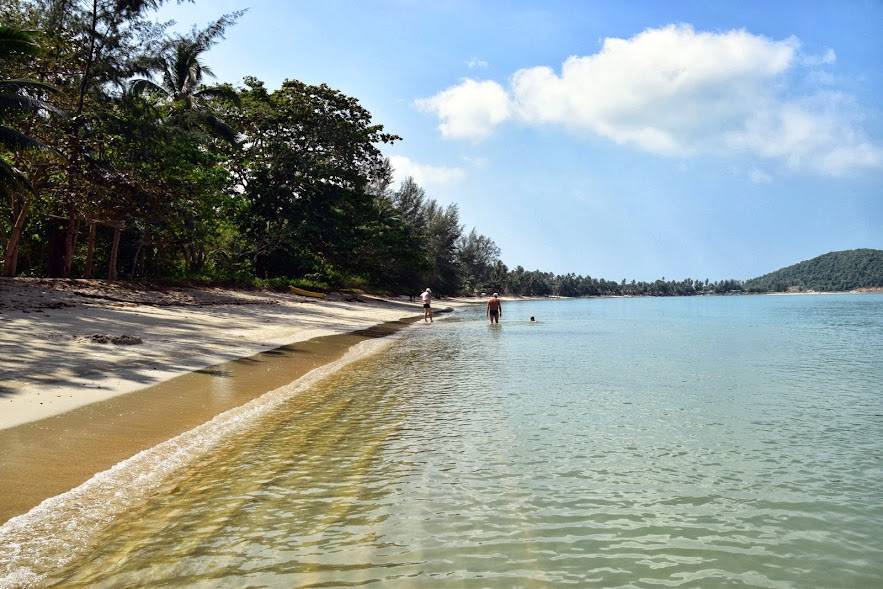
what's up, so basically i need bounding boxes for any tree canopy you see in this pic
[1,2,874,297]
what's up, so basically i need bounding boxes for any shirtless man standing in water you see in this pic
[487,293,502,324]
[420,288,433,322]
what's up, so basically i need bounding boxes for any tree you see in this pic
[422,200,462,294]
[0,23,58,275]
[227,77,400,281]
[485,259,509,293]
[129,13,243,142]
[25,0,170,277]
[457,228,500,294]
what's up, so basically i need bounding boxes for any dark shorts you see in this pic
[423,303,431,309]
[489,309,499,317]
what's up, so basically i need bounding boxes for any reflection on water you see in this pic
[37,296,883,586]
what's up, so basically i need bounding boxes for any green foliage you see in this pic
[0,23,40,56]
[743,249,883,292]
[252,276,331,292]
[457,228,500,294]
[129,12,243,142]
[225,76,400,283]
[2,2,876,299]
[0,24,55,190]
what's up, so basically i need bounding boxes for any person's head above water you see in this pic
[493,292,499,298]
[530,316,535,322]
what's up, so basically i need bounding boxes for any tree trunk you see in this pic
[84,221,96,278]
[47,222,66,277]
[2,197,30,277]
[108,223,122,280]
[130,241,143,279]
[62,214,78,277]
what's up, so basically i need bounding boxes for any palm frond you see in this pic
[0,157,34,194]
[0,78,58,94]
[173,44,194,95]
[0,125,44,151]
[0,26,40,58]
[197,111,238,143]
[129,77,169,98]
[0,92,64,116]
[190,11,248,52]
[195,84,240,104]
[128,53,166,77]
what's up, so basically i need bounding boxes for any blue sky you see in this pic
[157,0,882,281]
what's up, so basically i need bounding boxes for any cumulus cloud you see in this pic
[510,25,797,155]
[415,79,510,140]
[417,25,881,175]
[389,155,466,188]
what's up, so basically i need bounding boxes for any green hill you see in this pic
[744,249,883,292]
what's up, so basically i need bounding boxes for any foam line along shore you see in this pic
[0,331,417,588]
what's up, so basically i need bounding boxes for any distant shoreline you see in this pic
[764,290,881,296]
[454,290,883,301]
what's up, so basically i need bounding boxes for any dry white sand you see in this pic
[0,279,456,430]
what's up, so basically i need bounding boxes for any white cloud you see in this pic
[389,155,466,188]
[418,25,881,175]
[748,167,773,184]
[466,57,489,69]
[510,25,797,155]
[415,78,511,140]
[802,48,836,66]
[724,94,883,175]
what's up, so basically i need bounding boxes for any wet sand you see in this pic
[0,317,423,525]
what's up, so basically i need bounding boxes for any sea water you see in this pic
[23,296,883,587]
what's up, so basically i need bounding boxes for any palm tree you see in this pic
[1,24,58,276]
[0,25,57,188]
[129,16,241,142]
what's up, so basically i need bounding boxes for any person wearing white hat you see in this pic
[486,292,502,324]
[420,288,433,323]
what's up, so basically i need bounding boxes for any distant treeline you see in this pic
[1,4,878,297]
[502,249,883,296]
[500,273,744,297]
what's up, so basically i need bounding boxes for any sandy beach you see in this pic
[0,279,470,525]
[0,279,449,430]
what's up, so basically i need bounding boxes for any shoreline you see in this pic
[0,278,445,430]
[0,278,463,526]
[0,328,420,587]
[0,315,432,526]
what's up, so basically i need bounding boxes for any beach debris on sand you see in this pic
[81,334,144,345]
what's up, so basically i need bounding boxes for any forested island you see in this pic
[2,3,880,298]
[742,249,883,293]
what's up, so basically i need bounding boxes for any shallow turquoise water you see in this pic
[46,295,883,587]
